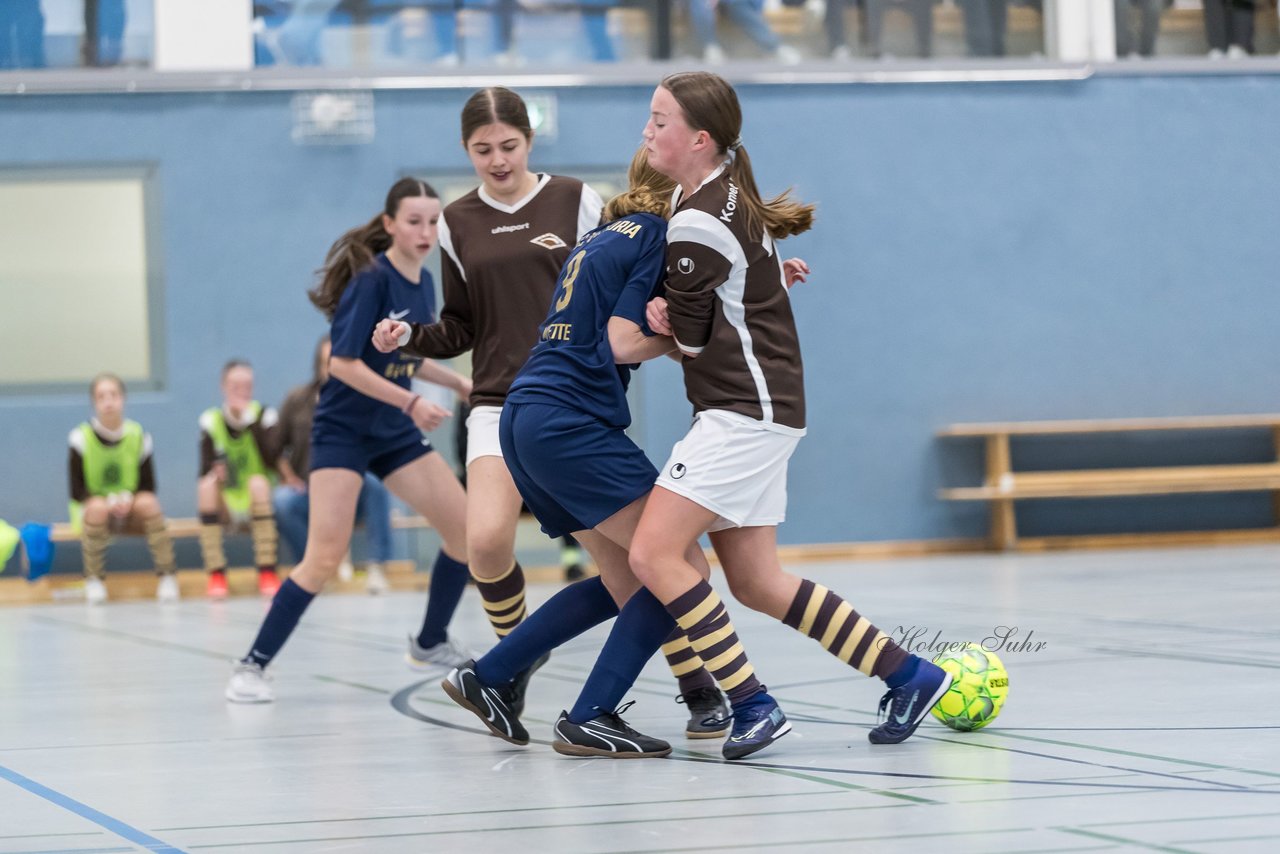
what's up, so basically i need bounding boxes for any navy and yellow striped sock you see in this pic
[666,581,762,706]
[661,629,716,696]
[782,578,910,682]
[474,561,527,638]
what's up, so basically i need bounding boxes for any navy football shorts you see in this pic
[500,401,657,538]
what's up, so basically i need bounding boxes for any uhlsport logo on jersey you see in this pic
[676,257,695,275]
[530,233,567,250]
[669,462,687,479]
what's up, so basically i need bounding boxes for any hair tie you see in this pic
[728,137,743,152]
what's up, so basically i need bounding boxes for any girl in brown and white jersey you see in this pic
[633,71,952,756]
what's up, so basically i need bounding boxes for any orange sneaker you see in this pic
[257,568,280,597]
[207,571,229,599]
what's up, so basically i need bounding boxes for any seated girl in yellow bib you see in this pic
[68,373,179,605]
[197,359,283,600]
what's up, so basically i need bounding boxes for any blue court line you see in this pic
[0,763,186,854]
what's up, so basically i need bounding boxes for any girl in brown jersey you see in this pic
[634,71,953,756]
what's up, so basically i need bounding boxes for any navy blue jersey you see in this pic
[313,254,436,443]
[507,212,667,428]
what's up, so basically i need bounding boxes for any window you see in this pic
[0,166,164,392]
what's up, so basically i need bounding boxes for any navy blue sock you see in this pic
[886,655,921,689]
[475,576,618,686]
[416,550,470,647]
[242,578,315,668]
[568,587,673,724]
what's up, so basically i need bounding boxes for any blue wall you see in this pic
[2,71,1279,546]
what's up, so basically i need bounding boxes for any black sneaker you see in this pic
[677,686,731,739]
[723,692,791,760]
[441,660,529,745]
[507,651,549,719]
[868,659,952,745]
[563,562,586,581]
[552,702,672,758]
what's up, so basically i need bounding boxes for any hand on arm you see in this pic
[646,297,672,337]
[608,316,676,364]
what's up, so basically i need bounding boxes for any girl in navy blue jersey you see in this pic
[226,178,472,704]
[430,151,736,755]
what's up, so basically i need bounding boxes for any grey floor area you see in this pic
[3,545,1280,853]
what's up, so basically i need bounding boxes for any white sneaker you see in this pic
[1227,45,1248,60]
[830,44,851,61]
[436,52,460,67]
[337,555,355,583]
[406,634,472,669]
[365,563,390,595]
[85,577,107,605]
[775,44,803,65]
[703,44,725,65]
[225,661,274,703]
[156,574,180,604]
[1207,48,1226,60]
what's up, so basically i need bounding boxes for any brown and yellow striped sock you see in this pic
[474,561,526,638]
[661,628,716,696]
[81,518,110,580]
[782,578,910,682]
[198,513,226,573]
[667,580,762,705]
[142,514,176,576]
[250,500,278,573]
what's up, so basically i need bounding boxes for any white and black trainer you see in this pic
[552,702,672,759]
[442,660,529,745]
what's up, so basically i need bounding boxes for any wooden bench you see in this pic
[48,512,435,544]
[938,415,1280,551]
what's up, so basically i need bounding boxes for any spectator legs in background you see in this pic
[581,0,618,61]
[277,0,343,65]
[865,0,934,58]
[958,0,1008,57]
[355,474,394,593]
[96,0,126,66]
[824,0,851,57]
[272,485,310,565]
[1203,0,1255,57]
[0,0,46,69]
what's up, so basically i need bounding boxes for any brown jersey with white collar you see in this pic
[403,174,603,408]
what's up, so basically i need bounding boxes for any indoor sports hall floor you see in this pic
[3,544,1279,853]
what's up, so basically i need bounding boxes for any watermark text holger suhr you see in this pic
[888,625,1047,655]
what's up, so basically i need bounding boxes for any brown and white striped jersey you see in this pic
[404,174,603,408]
[665,164,806,433]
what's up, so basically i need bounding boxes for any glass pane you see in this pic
[0,172,155,390]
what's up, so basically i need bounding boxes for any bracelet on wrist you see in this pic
[402,394,421,416]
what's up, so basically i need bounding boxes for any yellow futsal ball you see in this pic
[930,643,1009,732]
